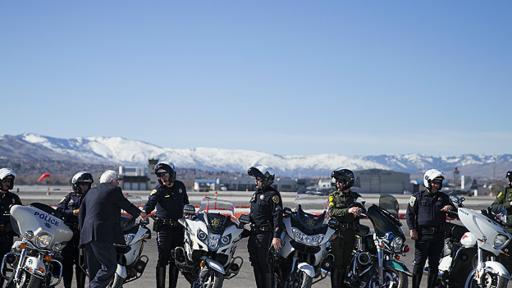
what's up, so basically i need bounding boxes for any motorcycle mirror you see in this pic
[183,204,196,216]
[328,218,339,228]
[283,207,292,216]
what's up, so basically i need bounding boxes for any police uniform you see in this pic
[490,186,512,271]
[57,192,86,288]
[248,186,283,288]
[0,191,22,287]
[406,190,453,288]
[144,180,188,288]
[328,189,363,288]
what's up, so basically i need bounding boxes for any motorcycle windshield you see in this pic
[378,194,400,218]
[290,205,328,235]
[199,197,235,216]
[198,197,236,234]
[366,204,404,240]
[10,204,73,245]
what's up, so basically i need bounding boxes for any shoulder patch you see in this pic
[272,195,280,204]
[409,196,416,207]
[150,189,158,196]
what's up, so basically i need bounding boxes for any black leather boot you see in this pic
[169,263,179,288]
[157,266,167,288]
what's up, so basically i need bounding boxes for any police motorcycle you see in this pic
[432,194,476,288]
[274,205,337,288]
[454,206,512,288]
[109,216,152,288]
[1,203,73,288]
[173,197,249,288]
[345,195,411,288]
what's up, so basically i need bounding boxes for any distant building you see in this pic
[275,177,298,192]
[147,158,159,188]
[194,179,219,192]
[118,166,149,191]
[356,169,411,194]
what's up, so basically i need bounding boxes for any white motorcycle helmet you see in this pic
[247,165,276,187]
[71,171,94,193]
[0,168,16,190]
[423,169,444,189]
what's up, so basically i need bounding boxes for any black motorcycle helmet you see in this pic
[247,165,275,187]
[154,162,176,182]
[71,171,94,193]
[331,168,355,189]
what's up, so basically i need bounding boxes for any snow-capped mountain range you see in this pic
[1,133,511,177]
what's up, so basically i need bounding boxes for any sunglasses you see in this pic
[156,172,169,177]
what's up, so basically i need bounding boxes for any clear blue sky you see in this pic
[1,1,511,155]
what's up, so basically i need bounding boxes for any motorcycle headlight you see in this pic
[35,233,53,249]
[390,237,404,253]
[494,234,509,249]
[197,230,208,243]
[208,234,220,251]
[220,234,231,246]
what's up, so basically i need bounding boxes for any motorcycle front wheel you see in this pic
[7,271,42,288]
[298,271,312,288]
[195,267,224,288]
[368,268,408,288]
[464,269,508,288]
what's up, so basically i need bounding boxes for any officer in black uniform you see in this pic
[406,169,454,288]
[57,171,93,288]
[328,168,364,288]
[144,162,189,288]
[0,168,22,287]
[247,165,283,288]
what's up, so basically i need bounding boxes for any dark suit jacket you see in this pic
[79,183,141,246]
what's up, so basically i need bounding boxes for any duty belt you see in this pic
[338,222,355,230]
[251,223,272,232]
[157,218,180,227]
[420,226,440,234]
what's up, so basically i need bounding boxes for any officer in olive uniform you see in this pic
[490,171,512,226]
[144,162,189,288]
[489,171,512,271]
[247,165,283,288]
[406,169,454,288]
[328,168,364,288]
[57,171,94,288]
[0,168,22,287]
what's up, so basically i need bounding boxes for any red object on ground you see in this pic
[37,172,51,182]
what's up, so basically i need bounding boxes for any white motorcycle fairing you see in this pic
[457,208,512,256]
[297,263,315,278]
[11,205,73,247]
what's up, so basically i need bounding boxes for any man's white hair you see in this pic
[99,170,118,184]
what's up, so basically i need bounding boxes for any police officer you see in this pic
[490,171,512,225]
[247,165,283,288]
[489,171,512,270]
[406,169,454,288]
[328,168,364,288]
[0,168,22,287]
[144,162,189,288]
[57,171,93,288]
